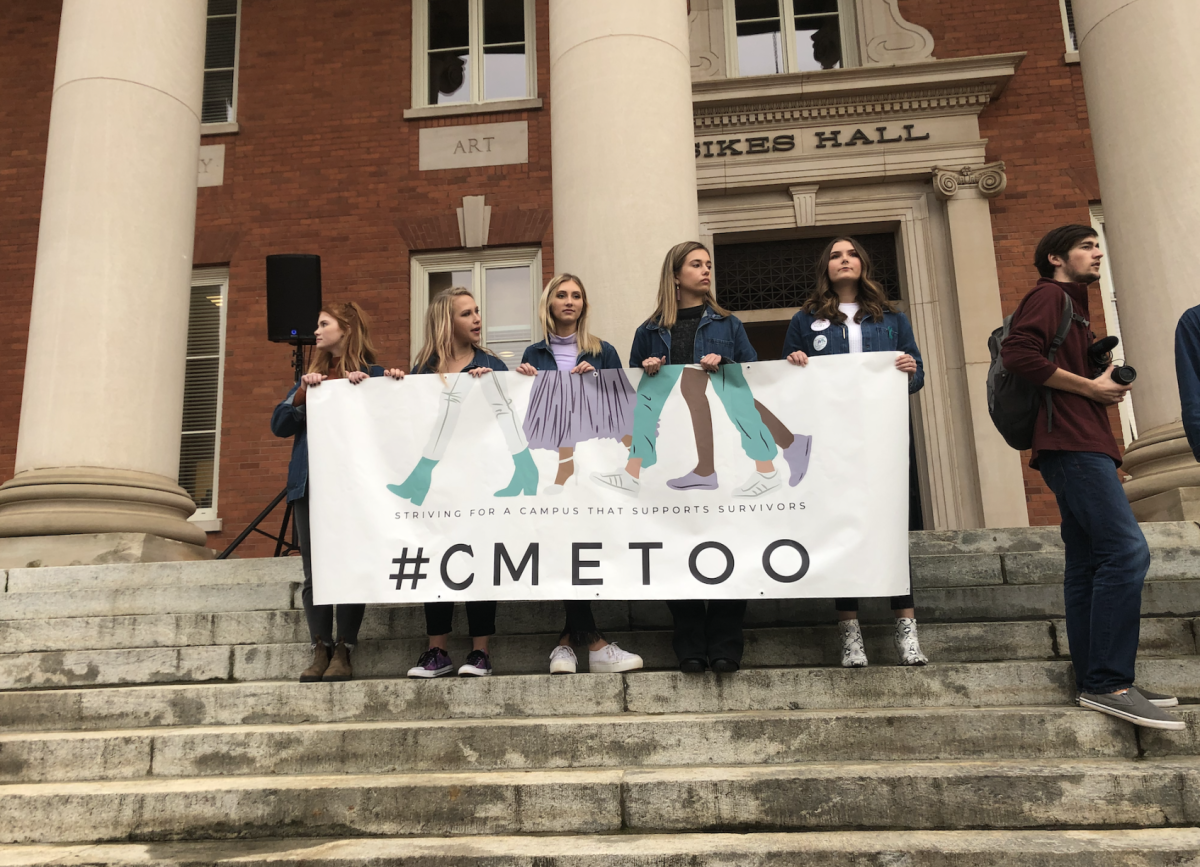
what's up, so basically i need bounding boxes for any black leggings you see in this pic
[667,599,747,664]
[561,601,603,645]
[835,594,915,613]
[424,601,497,637]
[294,495,366,645]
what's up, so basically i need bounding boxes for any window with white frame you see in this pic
[412,0,536,108]
[202,0,241,128]
[410,248,543,366]
[1060,0,1078,54]
[179,268,229,528]
[725,0,852,77]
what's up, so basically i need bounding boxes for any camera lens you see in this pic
[1110,365,1137,386]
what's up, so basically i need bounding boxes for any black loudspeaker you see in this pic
[266,254,322,344]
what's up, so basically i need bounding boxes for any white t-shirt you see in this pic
[839,302,863,353]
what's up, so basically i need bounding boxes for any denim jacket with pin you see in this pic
[629,307,757,367]
[782,309,925,394]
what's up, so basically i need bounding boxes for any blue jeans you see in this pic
[1037,451,1150,694]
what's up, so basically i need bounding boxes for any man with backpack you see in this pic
[1000,224,1183,730]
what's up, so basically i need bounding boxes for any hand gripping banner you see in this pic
[307,355,910,604]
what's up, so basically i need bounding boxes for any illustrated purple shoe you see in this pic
[667,471,719,491]
[782,434,813,487]
[406,647,454,678]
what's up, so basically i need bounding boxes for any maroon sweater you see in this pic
[1000,278,1121,468]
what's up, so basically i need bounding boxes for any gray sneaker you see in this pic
[1079,689,1186,730]
[1134,686,1179,708]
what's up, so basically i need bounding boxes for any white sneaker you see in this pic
[895,617,928,666]
[590,469,640,497]
[588,642,643,673]
[549,645,577,674]
[732,469,782,498]
[839,619,868,668]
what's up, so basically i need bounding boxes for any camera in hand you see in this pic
[1087,335,1137,385]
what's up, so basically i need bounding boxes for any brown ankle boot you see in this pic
[323,639,353,682]
[299,641,331,683]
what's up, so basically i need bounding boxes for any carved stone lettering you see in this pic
[419,121,529,171]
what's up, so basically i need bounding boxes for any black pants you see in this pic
[561,600,602,645]
[835,594,915,612]
[667,599,746,663]
[294,495,366,645]
[424,601,497,637]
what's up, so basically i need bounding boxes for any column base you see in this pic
[0,532,213,569]
[1121,421,1200,522]
[0,467,208,547]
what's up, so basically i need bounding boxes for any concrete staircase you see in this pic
[1,524,1200,864]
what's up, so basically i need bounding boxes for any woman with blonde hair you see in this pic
[392,286,533,678]
[514,274,643,674]
[783,235,928,667]
[271,301,400,683]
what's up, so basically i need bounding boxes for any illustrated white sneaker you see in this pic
[839,619,868,668]
[894,617,928,666]
[543,457,575,495]
[588,642,644,673]
[590,468,640,497]
[732,469,782,498]
[549,645,577,674]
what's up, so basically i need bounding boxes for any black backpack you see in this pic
[987,291,1081,451]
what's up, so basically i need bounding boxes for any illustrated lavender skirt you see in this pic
[523,369,636,449]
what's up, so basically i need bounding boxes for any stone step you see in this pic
[0,583,296,621]
[4,618,1195,691]
[1,703,1173,784]
[3,757,1199,843]
[4,658,1198,733]
[4,829,1200,867]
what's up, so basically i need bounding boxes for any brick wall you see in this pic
[901,0,1123,526]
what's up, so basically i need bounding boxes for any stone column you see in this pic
[933,163,1030,528]
[549,0,699,350]
[0,0,209,561]
[1075,0,1200,520]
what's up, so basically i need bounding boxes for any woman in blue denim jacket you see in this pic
[782,236,929,668]
[271,302,400,683]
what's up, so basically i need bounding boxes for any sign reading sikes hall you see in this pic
[694,124,931,159]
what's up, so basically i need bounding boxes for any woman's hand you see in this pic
[300,373,326,388]
[787,350,809,367]
[641,356,666,376]
[347,371,368,385]
[570,361,595,375]
[468,367,492,378]
[896,353,917,376]
[384,368,405,379]
[699,353,722,373]
[516,363,538,376]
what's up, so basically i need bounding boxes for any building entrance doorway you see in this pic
[716,232,923,528]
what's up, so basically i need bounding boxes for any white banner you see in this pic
[308,355,910,604]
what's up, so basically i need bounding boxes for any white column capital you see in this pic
[932,162,1007,200]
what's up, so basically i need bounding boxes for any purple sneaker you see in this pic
[782,434,813,487]
[667,471,719,491]
[459,649,494,677]
[407,647,454,678]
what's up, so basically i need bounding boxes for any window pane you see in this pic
[794,0,839,14]
[202,69,235,123]
[737,19,785,76]
[483,0,525,45]
[484,265,533,362]
[429,50,470,104]
[795,15,841,70]
[180,432,217,509]
[182,358,220,431]
[186,286,223,356]
[429,269,475,303]
[484,44,527,100]
[734,0,780,20]
[429,0,470,50]
[205,16,237,69]
[208,0,237,16]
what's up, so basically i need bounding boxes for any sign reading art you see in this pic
[307,356,910,604]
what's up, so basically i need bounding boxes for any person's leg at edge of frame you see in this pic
[458,601,497,677]
[294,496,333,683]
[705,598,747,673]
[835,598,869,668]
[323,601,366,683]
[668,599,709,673]
[1041,451,1180,729]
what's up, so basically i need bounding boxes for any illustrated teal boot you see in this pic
[387,457,437,506]
[495,448,539,497]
